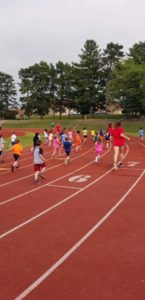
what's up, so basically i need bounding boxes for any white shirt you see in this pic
[11,134,16,142]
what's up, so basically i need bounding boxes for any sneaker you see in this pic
[113,163,118,170]
[34,179,40,184]
[11,166,14,172]
[39,173,45,179]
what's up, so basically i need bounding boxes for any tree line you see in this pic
[1,40,145,119]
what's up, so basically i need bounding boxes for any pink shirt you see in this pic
[53,138,59,149]
[68,131,73,139]
[95,142,103,153]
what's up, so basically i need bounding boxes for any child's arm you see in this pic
[39,148,45,161]
[120,133,130,140]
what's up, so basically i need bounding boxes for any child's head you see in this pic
[77,130,80,134]
[15,139,20,144]
[115,121,121,127]
[36,140,42,146]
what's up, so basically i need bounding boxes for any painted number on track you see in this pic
[69,175,91,183]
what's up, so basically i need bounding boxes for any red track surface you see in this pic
[0,134,145,300]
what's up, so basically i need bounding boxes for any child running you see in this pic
[33,140,46,183]
[11,139,23,172]
[63,136,72,164]
[51,135,61,159]
[44,129,49,144]
[82,127,88,142]
[48,130,53,147]
[95,136,103,162]
[138,127,144,141]
[75,130,81,152]
[0,134,6,163]
[68,129,73,142]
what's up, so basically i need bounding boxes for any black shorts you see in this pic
[13,154,20,161]
[83,135,87,138]
[0,151,2,156]
[66,151,70,156]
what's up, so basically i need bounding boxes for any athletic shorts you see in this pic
[66,151,70,156]
[13,154,20,161]
[83,135,87,138]
[0,151,3,156]
[34,162,46,172]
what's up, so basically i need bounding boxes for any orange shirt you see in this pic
[12,143,23,155]
[75,134,81,146]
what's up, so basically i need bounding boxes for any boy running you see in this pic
[11,139,23,172]
[33,140,46,183]
[63,136,72,164]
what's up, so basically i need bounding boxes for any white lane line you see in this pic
[15,169,145,300]
[0,146,95,187]
[122,168,145,171]
[49,184,81,190]
[0,146,111,205]
[0,166,114,240]
[0,144,129,239]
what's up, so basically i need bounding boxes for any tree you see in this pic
[19,61,51,118]
[107,59,145,116]
[73,39,102,116]
[55,61,74,117]
[128,41,145,64]
[101,42,124,113]
[0,71,17,119]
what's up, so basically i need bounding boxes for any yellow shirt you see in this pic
[91,130,95,136]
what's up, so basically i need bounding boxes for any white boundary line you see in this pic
[0,167,114,239]
[0,144,129,239]
[15,169,145,300]
[0,146,95,187]
[49,184,81,190]
[0,146,111,205]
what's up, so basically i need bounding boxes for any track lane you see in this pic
[0,166,144,299]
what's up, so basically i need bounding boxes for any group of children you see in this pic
[1,122,144,183]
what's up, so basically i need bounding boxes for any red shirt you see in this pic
[110,127,125,146]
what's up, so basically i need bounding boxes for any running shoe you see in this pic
[113,163,118,170]
[34,179,40,184]
[39,173,45,179]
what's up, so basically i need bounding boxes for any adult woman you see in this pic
[110,122,130,170]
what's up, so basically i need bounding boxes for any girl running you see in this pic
[51,135,61,159]
[110,121,130,170]
[95,136,103,162]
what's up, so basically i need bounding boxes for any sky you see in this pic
[0,0,145,82]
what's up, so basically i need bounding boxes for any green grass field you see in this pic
[1,117,144,133]
[1,117,144,149]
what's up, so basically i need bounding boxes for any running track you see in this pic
[0,137,145,300]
